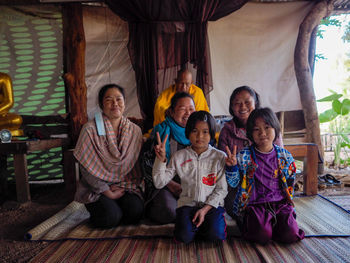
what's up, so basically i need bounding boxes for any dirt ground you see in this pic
[0,170,350,263]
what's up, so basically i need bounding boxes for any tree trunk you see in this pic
[62,3,87,145]
[294,0,335,161]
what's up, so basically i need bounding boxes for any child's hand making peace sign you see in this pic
[225,145,237,166]
[154,132,169,163]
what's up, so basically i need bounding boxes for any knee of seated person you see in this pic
[259,228,273,243]
[148,205,176,224]
[124,210,143,225]
[245,228,272,244]
[275,228,304,243]
[206,228,226,242]
[90,213,122,228]
[126,204,144,222]
[205,219,227,241]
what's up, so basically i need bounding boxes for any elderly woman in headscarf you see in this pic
[142,92,196,224]
[74,84,144,228]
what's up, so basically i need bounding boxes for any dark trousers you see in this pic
[146,188,177,224]
[85,192,144,228]
[174,206,226,244]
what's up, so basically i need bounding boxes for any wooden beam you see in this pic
[0,0,40,4]
[285,144,319,196]
[294,0,335,161]
[62,3,88,145]
[27,138,70,151]
[0,139,70,154]
[21,114,68,124]
[23,125,68,138]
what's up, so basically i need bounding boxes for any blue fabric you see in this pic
[152,116,190,160]
[174,206,226,244]
[94,112,106,136]
[225,165,240,188]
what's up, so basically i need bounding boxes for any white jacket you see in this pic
[152,145,228,208]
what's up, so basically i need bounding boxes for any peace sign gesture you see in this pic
[154,132,168,163]
[225,145,237,166]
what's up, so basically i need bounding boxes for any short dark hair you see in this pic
[98,84,125,110]
[167,92,194,116]
[246,107,281,143]
[229,86,261,117]
[185,111,216,140]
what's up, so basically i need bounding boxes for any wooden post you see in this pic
[0,154,9,201]
[294,0,335,161]
[285,144,319,196]
[63,149,77,201]
[62,3,88,145]
[13,153,31,203]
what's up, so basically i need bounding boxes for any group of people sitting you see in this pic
[73,69,304,245]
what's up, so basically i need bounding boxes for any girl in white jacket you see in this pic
[152,111,228,243]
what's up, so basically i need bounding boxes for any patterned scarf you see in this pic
[153,116,191,160]
[74,115,142,184]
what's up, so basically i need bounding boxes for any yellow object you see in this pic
[242,176,247,189]
[153,84,209,127]
[0,72,23,136]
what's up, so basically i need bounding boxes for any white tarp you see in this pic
[208,2,314,116]
[83,6,141,119]
[83,2,314,119]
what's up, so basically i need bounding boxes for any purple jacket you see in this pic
[218,119,283,153]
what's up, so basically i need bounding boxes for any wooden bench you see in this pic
[0,138,71,203]
[285,143,319,196]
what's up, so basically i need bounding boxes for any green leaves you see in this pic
[317,93,342,102]
[340,133,350,144]
[332,98,350,115]
[318,93,350,122]
[341,99,350,115]
[332,99,342,114]
[319,109,338,123]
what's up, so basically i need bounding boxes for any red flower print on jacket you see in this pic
[202,173,217,186]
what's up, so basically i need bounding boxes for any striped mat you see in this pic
[322,195,350,212]
[26,195,350,241]
[30,237,350,263]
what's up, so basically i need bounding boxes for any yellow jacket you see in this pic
[153,84,209,126]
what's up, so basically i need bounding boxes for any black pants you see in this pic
[85,192,144,228]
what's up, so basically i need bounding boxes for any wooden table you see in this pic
[0,139,70,203]
[285,143,320,196]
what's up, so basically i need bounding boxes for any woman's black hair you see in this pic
[246,107,281,143]
[166,92,194,117]
[98,84,125,110]
[185,111,216,140]
[228,86,261,117]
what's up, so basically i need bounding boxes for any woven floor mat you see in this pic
[26,195,350,241]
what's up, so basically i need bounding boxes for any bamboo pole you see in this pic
[62,3,87,145]
[294,0,335,161]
